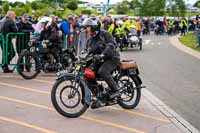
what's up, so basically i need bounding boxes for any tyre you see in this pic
[117,75,141,109]
[62,53,75,72]
[51,78,89,118]
[119,40,124,52]
[17,51,40,80]
[139,38,142,51]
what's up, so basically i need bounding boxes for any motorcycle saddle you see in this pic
[120,60,138,70]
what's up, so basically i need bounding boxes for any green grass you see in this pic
[179,33,200,52]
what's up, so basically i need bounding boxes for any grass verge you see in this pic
[179,33,200,52]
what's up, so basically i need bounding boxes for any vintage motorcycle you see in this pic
[127,26,142,50]
[17,40,77,79]
[51,53,145,118]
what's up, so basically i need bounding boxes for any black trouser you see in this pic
[0,38,15,70]
[181,26,187,36]
[98,58,120,92]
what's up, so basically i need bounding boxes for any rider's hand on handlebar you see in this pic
[94,54,105,62]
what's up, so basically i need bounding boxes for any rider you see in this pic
[82,17,121,99]
[40,15,62,63]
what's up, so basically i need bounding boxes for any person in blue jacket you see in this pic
[60,16,74,48]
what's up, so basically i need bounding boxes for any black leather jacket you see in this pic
[40,22,62,46]
[1,17,18,38]
[86,30,120,60]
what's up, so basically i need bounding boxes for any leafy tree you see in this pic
[10,2,22,7]
[12,8,26,16]
[130,0,141,9]
[31,1,39,10]
[0,8,2,14]
[81,9,92,15]
[194,0,200,7]
[150,0,166,16]
[3,2,9,14]
[167,0,186,17]
[177,0,186,17]
[115,0,129,14]
[66,0,78,11]
[139,0,152,16]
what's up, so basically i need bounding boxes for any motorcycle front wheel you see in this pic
[51,78,89,118]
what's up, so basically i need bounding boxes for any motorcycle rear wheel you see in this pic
[117,75,141,109]
[17,51,40,80]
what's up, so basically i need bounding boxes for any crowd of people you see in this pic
[0,10,200,73]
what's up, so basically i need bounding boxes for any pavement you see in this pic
[0,72,189,133]
[0,34,199,133]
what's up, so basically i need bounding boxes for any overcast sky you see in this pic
[8,0,198,5]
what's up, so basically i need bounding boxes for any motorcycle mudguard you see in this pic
[132,75,142,85]
[56,73,92,105]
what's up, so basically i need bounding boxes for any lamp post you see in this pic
[104,0,110,16]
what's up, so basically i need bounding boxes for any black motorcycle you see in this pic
[51,53,145,118]
[17,40,77,79]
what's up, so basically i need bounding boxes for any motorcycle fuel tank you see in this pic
[84,68,96,79]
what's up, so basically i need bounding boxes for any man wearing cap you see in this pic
[16,13,34,54]
[0,11,18,73]
[16,13,34,71]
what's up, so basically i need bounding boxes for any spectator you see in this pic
[60,16,74,48]
[73,16,81,53]
[16,13,34,55]
[31,15,38,24]
[180,18,187,36]
[0,11,18,73]
[40,15,62,63]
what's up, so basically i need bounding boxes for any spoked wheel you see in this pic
[17,51,40,80]
[51,78,89,118]
[62,53,75,72]
[117,75,141,109]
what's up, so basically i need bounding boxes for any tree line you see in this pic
[115,0,187,17]
[0,0,187,17]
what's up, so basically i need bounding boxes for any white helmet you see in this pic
[116,20,124,26]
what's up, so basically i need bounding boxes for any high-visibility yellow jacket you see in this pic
[130,20,137,27]
[115,26,125,35]
[122,20,131,31]
[108,23,115,34]
[181,20,188,27]
[169,20,174,27]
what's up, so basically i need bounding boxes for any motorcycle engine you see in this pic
[44,63,56,72]
[43,53,59,72]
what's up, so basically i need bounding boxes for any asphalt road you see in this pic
[0,34,199,133]
[121,35,200,131]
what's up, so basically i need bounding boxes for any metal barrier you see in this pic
[5,32,29,66]
[0,31,89,68]
[0,33,5,67]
